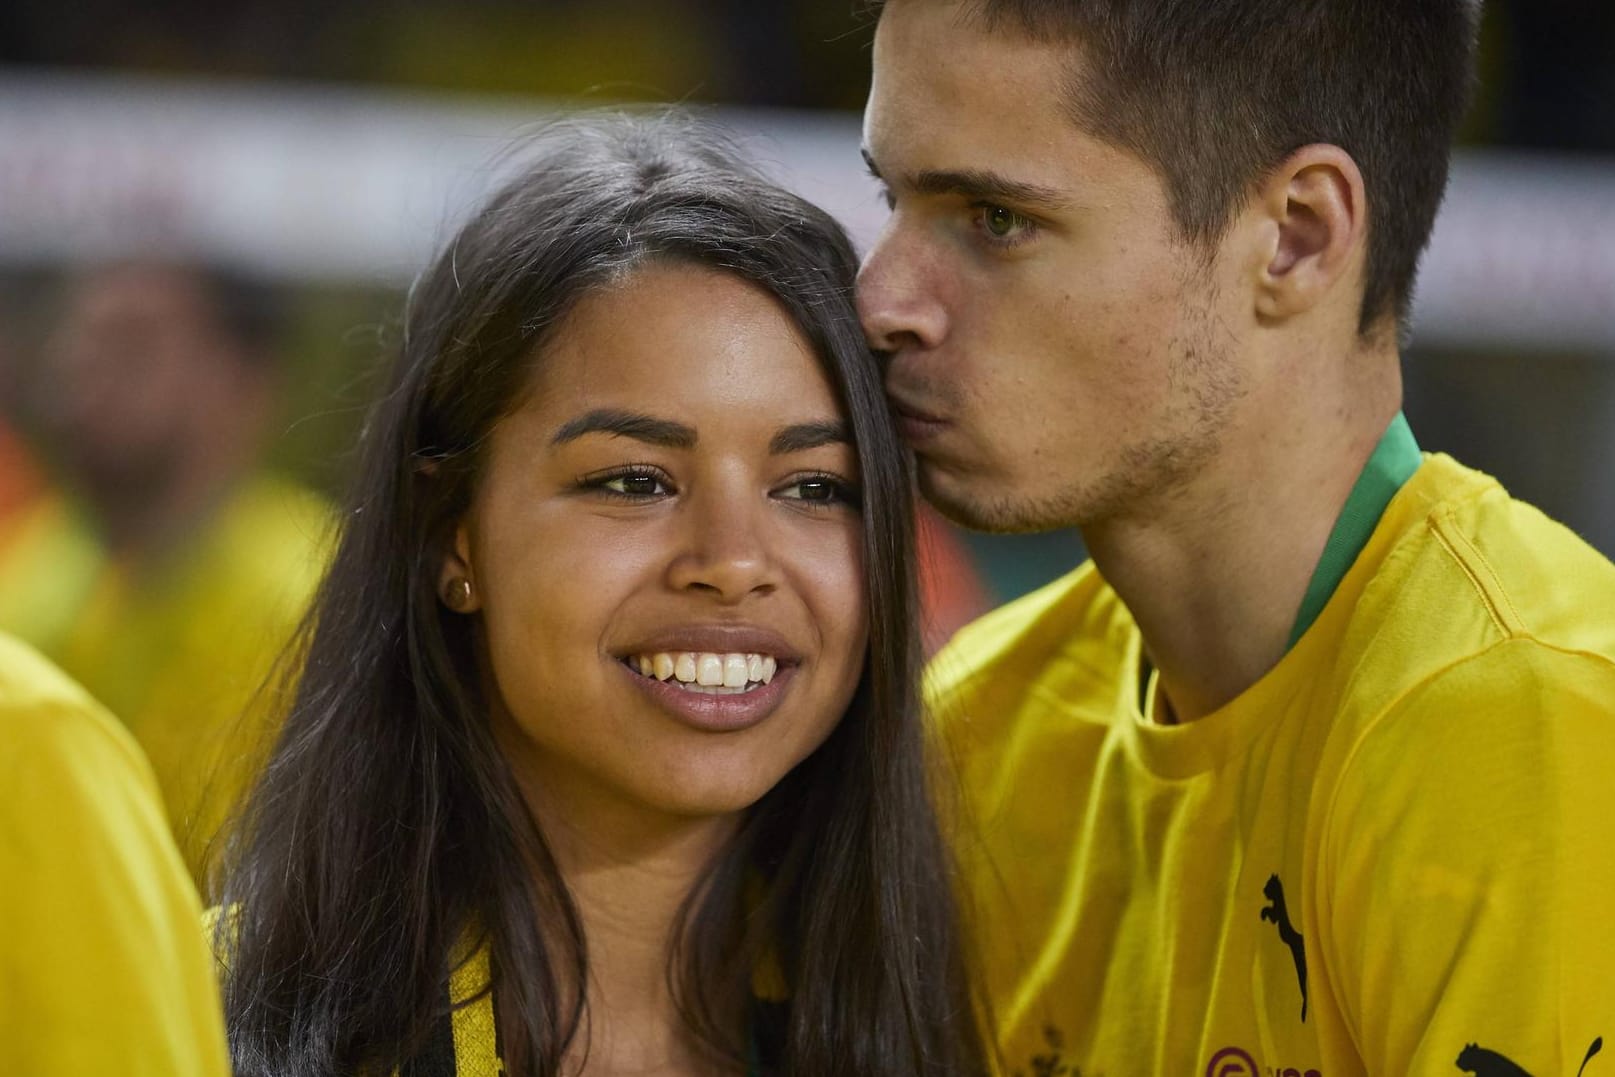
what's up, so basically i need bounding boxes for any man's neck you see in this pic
[1085,349,1402,723]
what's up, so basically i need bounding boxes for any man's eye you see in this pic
[975,203,1035,244]
[984,205,1017,236]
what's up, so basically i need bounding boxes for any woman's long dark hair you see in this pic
[219,112,985,1077]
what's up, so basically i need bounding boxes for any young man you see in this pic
[858,2,1615,1075]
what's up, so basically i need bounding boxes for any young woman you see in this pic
[215,114,986,1077]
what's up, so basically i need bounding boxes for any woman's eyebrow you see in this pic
[770,420,851,455]
[550,408,698,448]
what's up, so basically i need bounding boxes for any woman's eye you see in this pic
[587,470,671,498]
[606,473,665,496]
[795,479,837,502]
[778,477,857,506]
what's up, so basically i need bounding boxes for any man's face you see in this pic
[38,267,242,496]
[859,0,1246,533]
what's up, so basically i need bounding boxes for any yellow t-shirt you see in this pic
[0,632,230,1076]
[931,454,1615,1077]
[0,474,330,885]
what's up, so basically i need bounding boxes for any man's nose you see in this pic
[856,223,948,355]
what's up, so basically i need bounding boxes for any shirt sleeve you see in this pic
[1317,637,1615,1076]
[0,693,231,1077]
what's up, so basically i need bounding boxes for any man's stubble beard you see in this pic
[919,295,1245,537]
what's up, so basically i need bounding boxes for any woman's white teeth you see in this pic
[697,654,724,686]
[631,651,778,690]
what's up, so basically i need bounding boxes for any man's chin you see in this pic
[917,461,1065,536]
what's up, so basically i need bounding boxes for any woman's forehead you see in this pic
[518,263,847,435]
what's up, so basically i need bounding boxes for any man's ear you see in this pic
[437,521,482,614]
[1253,144,1368,323]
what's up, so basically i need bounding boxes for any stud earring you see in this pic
[442,576,475,612]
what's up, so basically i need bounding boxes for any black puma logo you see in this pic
[1259,874,1308,1023]
[1457,1044,1536,1077]
[1010,1024,1072,1077]
[1455,1036,1603,1077]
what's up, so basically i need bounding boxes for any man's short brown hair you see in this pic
[876,0,1480,335]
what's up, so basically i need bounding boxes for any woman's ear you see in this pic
[1253,143,1368,324]
[438,523,481,614]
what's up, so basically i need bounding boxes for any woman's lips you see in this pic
[618,657,794,733]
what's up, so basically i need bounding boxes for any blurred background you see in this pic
[0,4,1611,861]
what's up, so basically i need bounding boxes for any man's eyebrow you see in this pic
[551,408,697,449]
[863,146,1070,212]
[912,168,1072,211]
[770,420,851,456]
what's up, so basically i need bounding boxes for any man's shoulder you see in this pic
[1341,635,1615,774]
[1322,454,1615,836]
[1314,454,1615,760]
[1358,453,1615,663]
[924,558,1143,752]
[1419,454,1615,651]
[928,560,1116,692]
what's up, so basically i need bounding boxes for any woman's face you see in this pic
[449,262,869,827]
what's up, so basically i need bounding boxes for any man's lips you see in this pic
[887,393,950,443]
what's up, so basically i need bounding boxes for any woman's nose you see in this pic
[664,488,780,603]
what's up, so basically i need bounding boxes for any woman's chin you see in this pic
[637,764,789,822]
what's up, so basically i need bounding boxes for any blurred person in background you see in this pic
[860,0,1615,1074]
[0,324,46,549]
[0,259,331,888]
[0,629,229,1076]
[215,115,986,1077]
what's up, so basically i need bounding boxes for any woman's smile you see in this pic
[612,622,801,731]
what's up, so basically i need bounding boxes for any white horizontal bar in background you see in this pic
[0,69,1611,351]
